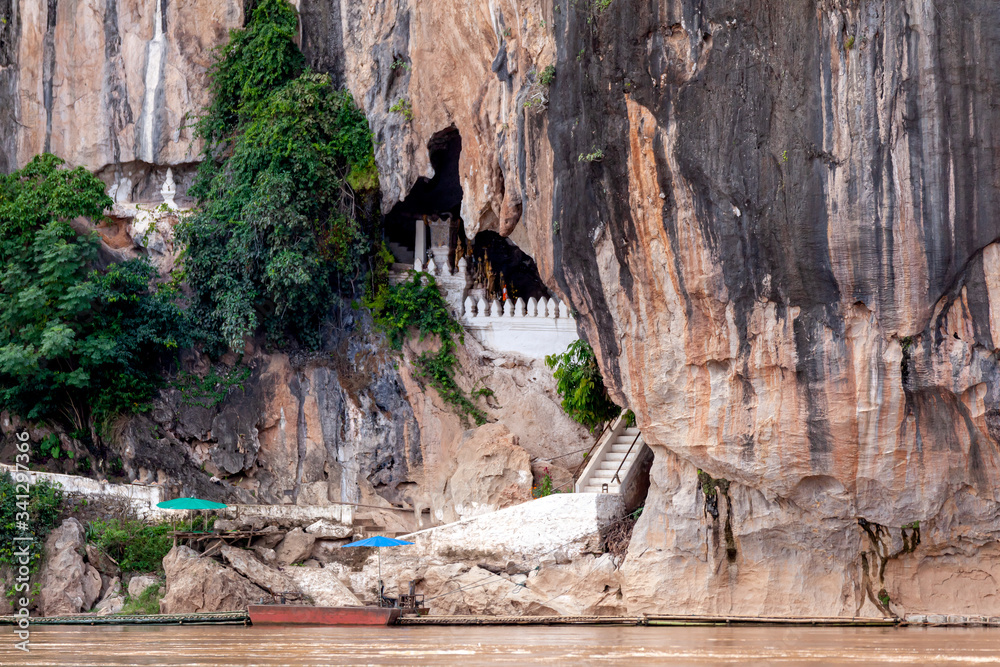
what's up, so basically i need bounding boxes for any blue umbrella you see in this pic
[342,536,414,605]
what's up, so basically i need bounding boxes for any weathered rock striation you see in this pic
[0,0,243,199]
[5,0,1000,618]
[325,0,1000,617]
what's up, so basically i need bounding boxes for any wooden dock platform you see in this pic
[1,611,901,627]
[401,614,900,627]
[0,611,249,626]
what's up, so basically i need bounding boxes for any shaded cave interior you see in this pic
[383,126,550,302]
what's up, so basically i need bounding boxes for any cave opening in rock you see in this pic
[383,126,551,306]
[463,230,550,303]
[384,126,463,267]
[622,445,654,514]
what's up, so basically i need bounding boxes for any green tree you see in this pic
[0,155,191,435]
[180,0,377,350]
[545,339,620,431]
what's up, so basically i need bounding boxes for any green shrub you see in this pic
[181,0,376,351]
[367,272,463,351]
[545,339,620,431]
[578,148,605,163]
[368,272,486,425]
[0,472,63,575]
[36,434,63,461]
[86,519,172,574]
[539,65,556,86]
[174,365,251,408]
[389,98,414,121]
[119,584,163,615]
[194,0,305,152]
[531,468,561,498]
[0,155,193,432]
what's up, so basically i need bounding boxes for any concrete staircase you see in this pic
[576,419,644,494]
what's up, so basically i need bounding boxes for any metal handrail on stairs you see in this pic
[574,419,615,478]
[574,413,629,492]
[612,431,642,484]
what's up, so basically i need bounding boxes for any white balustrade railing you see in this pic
[388,255,579,357]
[462,294,577,357]
[463,295,574,322]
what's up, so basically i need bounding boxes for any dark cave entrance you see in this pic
[383,127,551,303]
[622,444,654,514]
[463,230,550,303]
[384,126,463,268]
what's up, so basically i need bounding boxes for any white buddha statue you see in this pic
[161,168,177,209]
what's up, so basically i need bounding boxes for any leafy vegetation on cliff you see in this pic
[369,272,487,425]
[546,339,620,430]
[0,471,63,576]
[180,0,377,350]
[0,155,192,434]
[85,518,172,574]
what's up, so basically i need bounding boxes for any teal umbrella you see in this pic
[157,497,227,532]
[157,497,227,510]
[342,536,414,605]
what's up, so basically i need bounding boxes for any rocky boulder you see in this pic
[252,546,277,565]
[438,423,533,522]
[284,567,362,607]
[305,520,353,539]
[420,564,558,616]
[526,554,626,616]
[94,578,125,616]
[220,546,300,596]
[274,528,316,566]
[127,574,161,599]
[252,526,285,550]
[81,565,102,611]
[39,518,92,616]
[159,546,269,614]
[85,545,120,578]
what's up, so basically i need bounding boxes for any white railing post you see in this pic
[514,297,525,317]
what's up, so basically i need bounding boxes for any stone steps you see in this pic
[578,424,643,494]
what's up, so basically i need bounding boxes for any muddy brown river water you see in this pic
[3,625,1000,666]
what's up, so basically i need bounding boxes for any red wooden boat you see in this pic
[248,605,401,626]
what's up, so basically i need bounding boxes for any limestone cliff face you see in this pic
[5,0,1000,617]
[0,0,242,200]
[325,0,1000,616]
[115,307,590,530]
